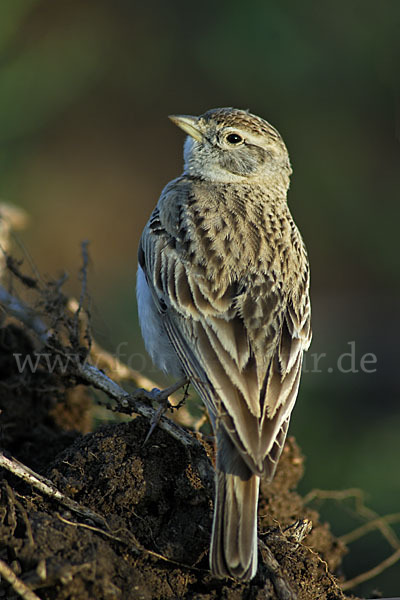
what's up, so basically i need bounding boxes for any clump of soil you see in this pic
[0,322,357,599]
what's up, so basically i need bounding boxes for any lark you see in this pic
[137,107,311,580]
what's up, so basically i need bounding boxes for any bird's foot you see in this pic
[143,377,189,444]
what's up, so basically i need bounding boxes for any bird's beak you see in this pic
[169,115,202,142]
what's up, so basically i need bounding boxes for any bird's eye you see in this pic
[225,133,243,145]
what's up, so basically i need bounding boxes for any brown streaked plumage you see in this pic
[136,107,311,581]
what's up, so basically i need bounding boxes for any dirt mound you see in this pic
[0,322,355,599]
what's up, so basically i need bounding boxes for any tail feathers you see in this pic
[210,471,260,581]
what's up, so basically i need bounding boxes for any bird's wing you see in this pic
[139,200,311,476]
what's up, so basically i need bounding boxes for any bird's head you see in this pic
[169,107,292,188]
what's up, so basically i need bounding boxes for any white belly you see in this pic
[136,266,183,377]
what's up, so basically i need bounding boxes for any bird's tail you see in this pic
[210,470,260,581]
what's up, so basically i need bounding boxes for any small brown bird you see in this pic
[137,107,311,581]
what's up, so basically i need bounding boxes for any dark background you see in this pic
[1,1,399,596]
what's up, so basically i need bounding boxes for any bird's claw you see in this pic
[143,377,189,445]
[143,403,167,445]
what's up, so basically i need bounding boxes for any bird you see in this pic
[136,107,311,581]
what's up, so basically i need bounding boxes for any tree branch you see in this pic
[0,559,41,600]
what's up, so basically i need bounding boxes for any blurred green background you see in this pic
[1,1,399,596]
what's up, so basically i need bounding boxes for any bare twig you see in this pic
[4,481,35,548]
[304,487,400,591]
[1,241,199,438]
[85,338,159,391]
[4,255,38,289]
[303,487,364,505]
[56,514,140,552]
[341,547,400,591]
[340,512,400,546]
[0,558,41,600]
[0,285,48,341]
[259,540,297,600]
[0,283,199,447]
[60,512,208,574]
[67,297,196,428]
[69,297,171,389]
[57,513,210,574]
[75,362,195,447]
[1,454,142,560]
[304,488,400,551]
[0,451,108,529]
